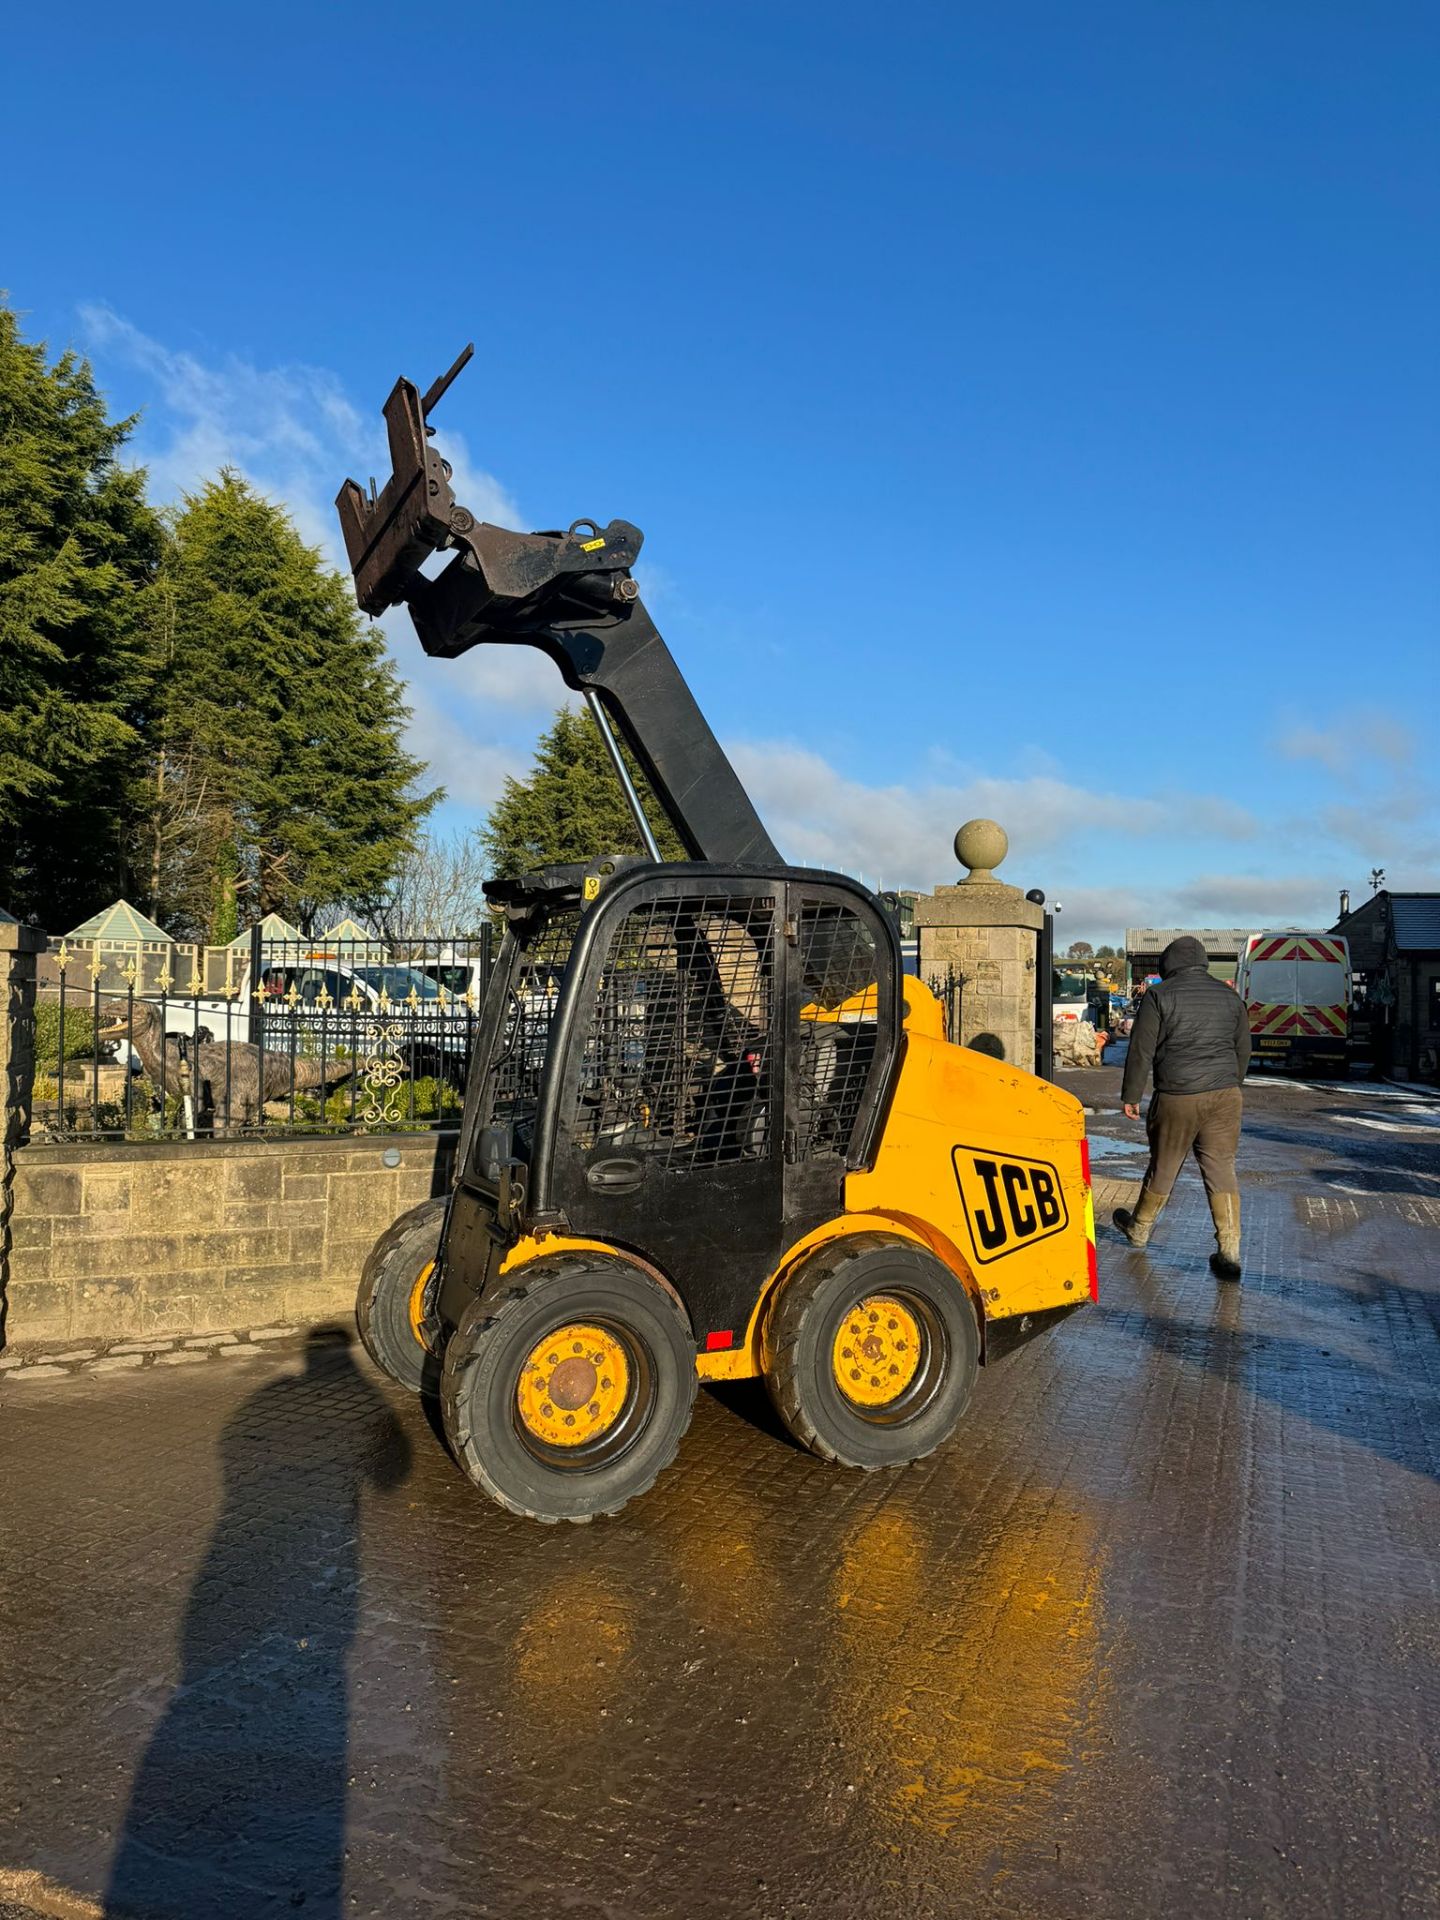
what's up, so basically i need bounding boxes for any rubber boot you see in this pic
[1208,1191,1242,1282]
[1114,1189,1165,1248]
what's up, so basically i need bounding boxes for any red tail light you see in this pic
[1086,1236,1099,1302]
[1080,1137,1092,1187]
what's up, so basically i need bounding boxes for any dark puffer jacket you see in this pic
[1121,936,1250,1101]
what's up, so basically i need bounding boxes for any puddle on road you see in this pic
[1085,1132,1147,1159]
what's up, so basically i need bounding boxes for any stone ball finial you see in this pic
[955,817,1008,884]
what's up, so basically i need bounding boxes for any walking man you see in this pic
[1114,936,1250,1280]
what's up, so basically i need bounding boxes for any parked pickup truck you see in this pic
[148,953,480,1084]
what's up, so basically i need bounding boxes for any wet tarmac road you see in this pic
[1,1073,1437,1918]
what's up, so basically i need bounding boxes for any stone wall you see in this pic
[2,1132,455,1351]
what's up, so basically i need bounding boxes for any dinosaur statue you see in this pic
[98,999,356,1134]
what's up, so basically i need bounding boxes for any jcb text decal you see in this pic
[952,1146,1068,1264]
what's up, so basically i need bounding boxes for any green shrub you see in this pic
[33,1001,100,1067]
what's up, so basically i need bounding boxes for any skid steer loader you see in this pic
[337,347,1097,1523]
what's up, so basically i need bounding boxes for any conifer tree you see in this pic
[0,303,165,924]
[154,473,436,934]
[480,706,685,878]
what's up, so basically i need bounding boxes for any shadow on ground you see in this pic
[105,1331,411,1920]
[1101,1244,1440,1486]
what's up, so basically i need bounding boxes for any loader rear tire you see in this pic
[440,1252,696,1523]
[764,1232,979,1470]
[355,1195,447,1395]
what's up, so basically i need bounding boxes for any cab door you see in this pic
[783,882,898,1240]
[545,877,786,1345]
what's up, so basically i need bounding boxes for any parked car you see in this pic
[142,951,479,1085]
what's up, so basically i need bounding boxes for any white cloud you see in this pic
[1277,708,1416,777]
[1170,873,1344,924]
[728,740,1257,891]
[79,303,519,559]
[401,681,531,810]
[78,306,561,817]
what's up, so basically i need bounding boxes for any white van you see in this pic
[1234,932,1351,1075]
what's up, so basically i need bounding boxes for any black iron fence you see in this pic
[927,965,966,1046]
[33,930,495,1142]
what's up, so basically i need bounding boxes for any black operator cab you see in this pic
[431,855,904,1352]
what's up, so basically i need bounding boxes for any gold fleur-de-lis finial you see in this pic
[284,983,301,1009]
[346,984,364,1012]
[188,959,203,996]
[121,957,139,988]
[315,984,332,1010]
[463,985,479,1011]
[436,984,449,1010]
[377,987,391,1012]
[157,963,174,995]
[55,941,71,973]
[88,942,104,982]
[405,987,420,1010]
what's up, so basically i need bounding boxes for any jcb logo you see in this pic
[952,1146,1068,1264]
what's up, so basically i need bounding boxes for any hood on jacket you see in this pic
[1160,935,1210,978]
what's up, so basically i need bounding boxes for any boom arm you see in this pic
[335,351,780,868]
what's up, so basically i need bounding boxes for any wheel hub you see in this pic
[517,1323,630,1447]
[833,1294,922,1407]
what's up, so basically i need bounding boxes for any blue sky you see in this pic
[5,2,1436,941]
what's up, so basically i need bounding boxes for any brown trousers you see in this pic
[1140,1086,1242,1203]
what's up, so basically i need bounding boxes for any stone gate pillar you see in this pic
[912,820,1043,1069]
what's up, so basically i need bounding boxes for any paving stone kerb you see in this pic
[1,1132,453,1351]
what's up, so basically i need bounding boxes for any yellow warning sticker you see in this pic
[580,536,606,553]
[583,875,601,900]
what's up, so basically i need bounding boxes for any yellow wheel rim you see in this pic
[833,1295,922,1407]
[407,1261,435,1349]
[516,1322,631,1448]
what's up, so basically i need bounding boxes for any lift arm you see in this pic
[335,349,780,868]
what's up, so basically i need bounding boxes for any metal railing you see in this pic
[927,966,966,1047]
[33,930,495,1142]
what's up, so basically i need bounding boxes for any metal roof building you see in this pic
[1124,929,1253,984]
[1332,891,1440,1081]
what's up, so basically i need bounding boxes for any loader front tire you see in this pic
[765,1232,979,1470]
[440,1253,697,1523]
[355,1195,447,1395]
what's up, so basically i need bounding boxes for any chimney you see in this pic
[1338,888,1350,919]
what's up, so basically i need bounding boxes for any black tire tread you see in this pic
[439,1254,697,1524]
[355,1195,447,1392]
[765,1232,977,1469]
